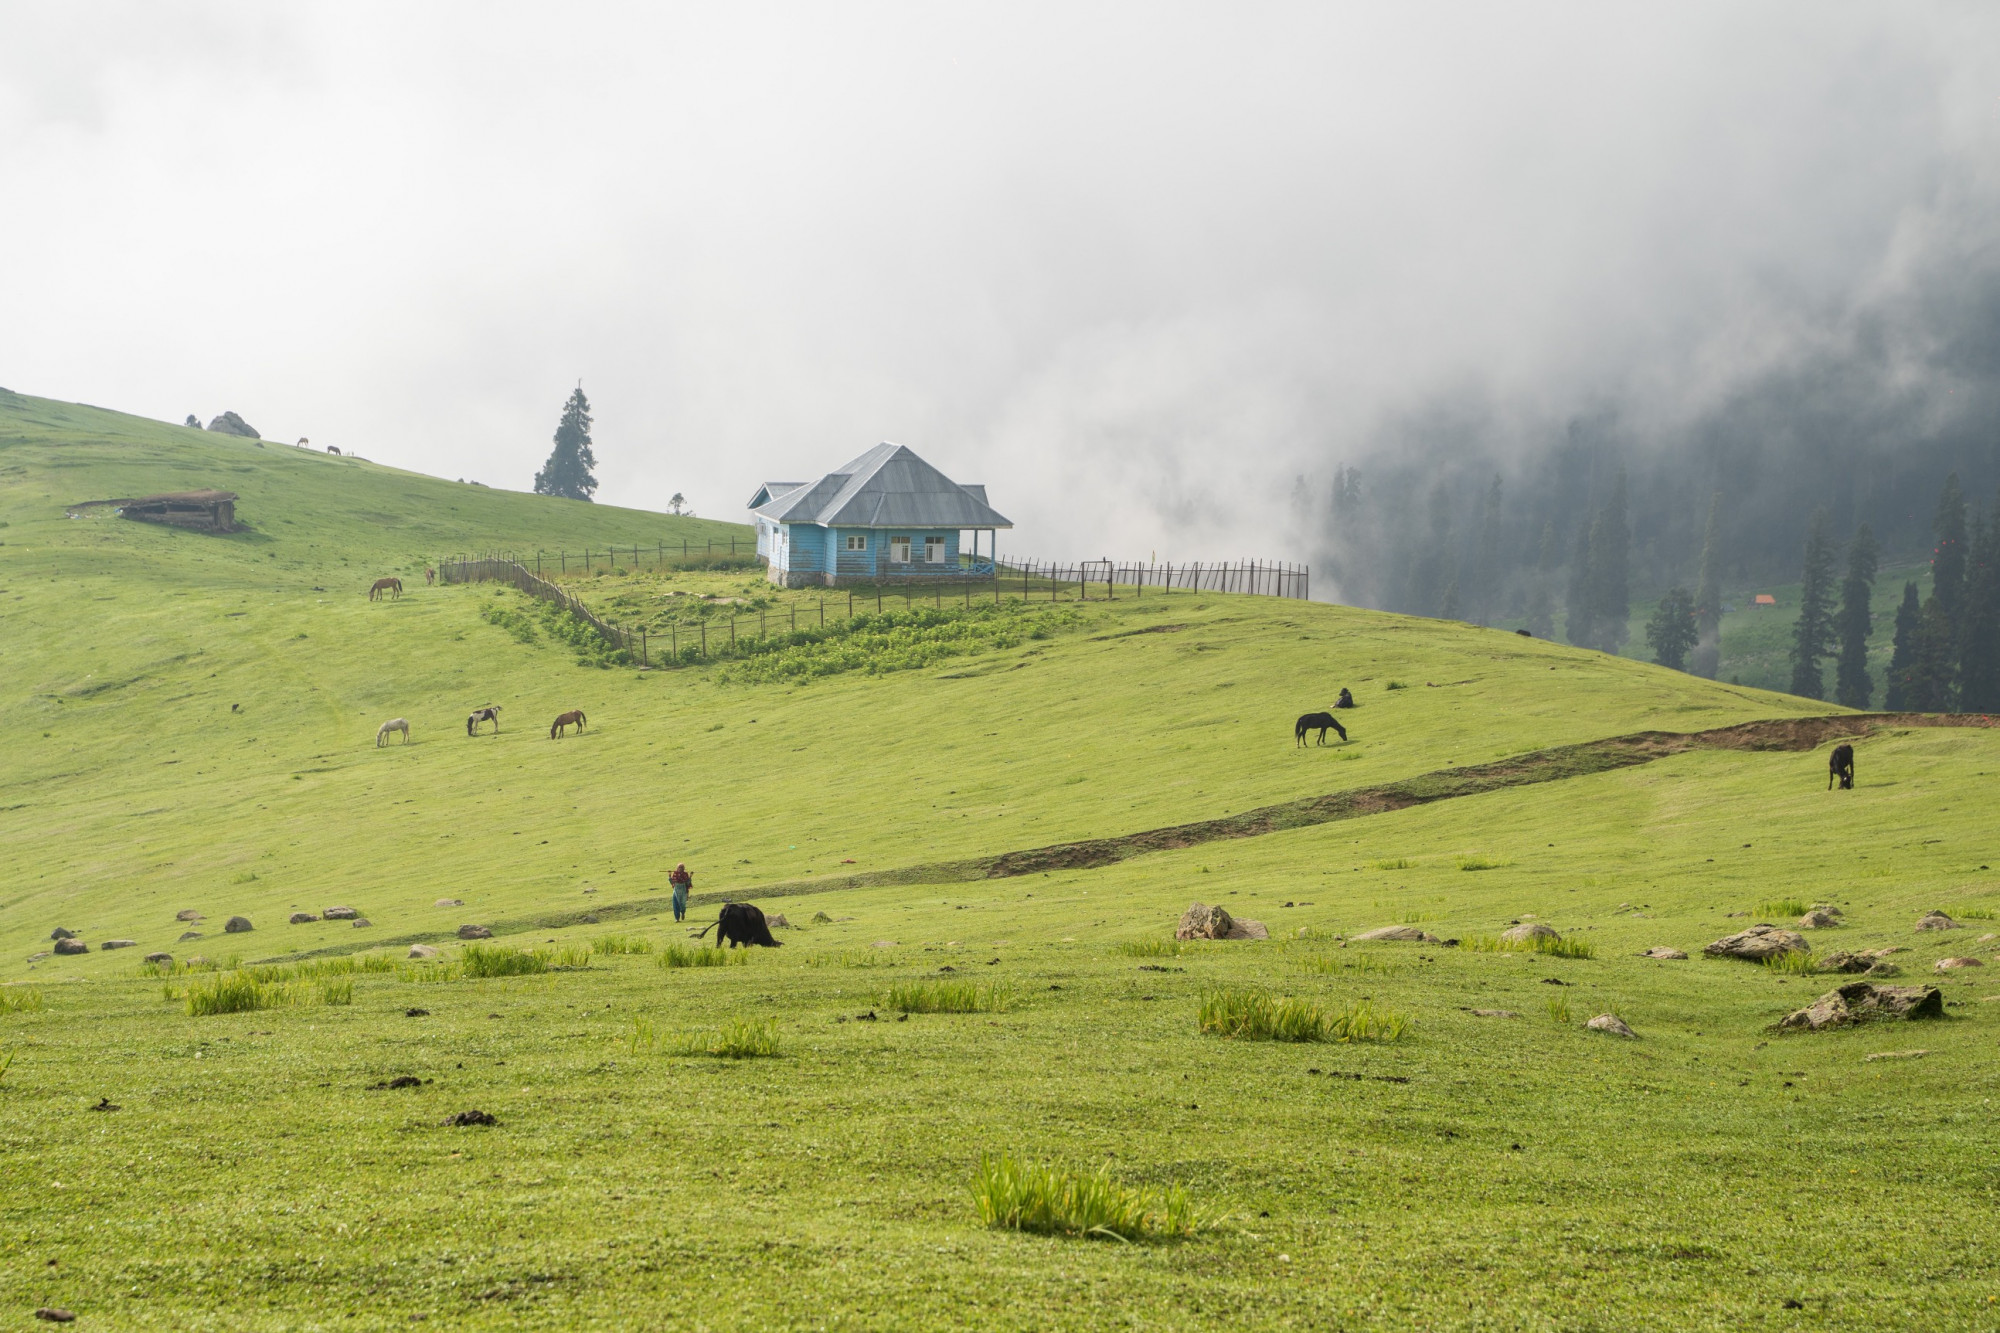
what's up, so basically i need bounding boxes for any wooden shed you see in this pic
[68,490,240,532]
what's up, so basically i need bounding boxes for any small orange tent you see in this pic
[1753,594,1777,608]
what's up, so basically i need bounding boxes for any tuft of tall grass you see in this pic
[186,972,276,1016]
[1761,948,1818,975]
[628,1017,660,1055]
[594,934,654,956]
[1198,989,1408,1043]
[1953,905,1996,921]
[1546,994,1572,1024]
[1456,856,1507,872]
[969,1153,1215,1241]
[887,980,1016,1014]
[1463,934,1596,960]
[1757,898,1811,919]
[320,979,354,1006]
[1117,940,1183,958]
[1371,857,1414,871]
[659,943,749,969]
[0,988,46,1014]
[541,944,593,970]
[461,945,548,978]
[1385,680,1408,690]
[674,1017,780,1058]
[140,957,223,978]
[396,962,466,983]
[0,1049,12,1082]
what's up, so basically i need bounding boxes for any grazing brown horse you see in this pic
[425,567,436,586]
[369,577,402,601]
[326,444,341,455]
[550,709,587,739]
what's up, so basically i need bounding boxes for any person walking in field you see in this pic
[669,863,693,922]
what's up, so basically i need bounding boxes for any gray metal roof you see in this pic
[749,443,1011,529]
[746,481,807,509]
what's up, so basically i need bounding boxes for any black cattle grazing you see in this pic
[1335,687,1355,709]
[1295,711,1348,747]
[693,902,782,948]
[467,705,501,736]
[1516,628,1532,637]
[1828,743,1855,790]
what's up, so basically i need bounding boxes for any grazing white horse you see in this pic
[376,718,411,747]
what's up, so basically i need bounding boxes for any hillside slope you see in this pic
[1,390,1837,975]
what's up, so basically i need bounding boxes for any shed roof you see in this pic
[749,443,1010,529]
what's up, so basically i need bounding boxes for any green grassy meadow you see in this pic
[4,392,1999,1330]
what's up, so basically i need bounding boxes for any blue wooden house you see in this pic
[748,443,1011,588]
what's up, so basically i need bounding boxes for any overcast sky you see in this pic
[3,3,1996,559]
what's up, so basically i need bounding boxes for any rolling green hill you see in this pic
[3,390,1996,1330]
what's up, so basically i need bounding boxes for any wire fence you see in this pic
[437,550,1310,666]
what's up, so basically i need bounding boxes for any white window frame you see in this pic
[890,537,912,563]
[924,536,947,564]
[845,534,867,551]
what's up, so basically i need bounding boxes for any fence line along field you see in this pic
[3,389,1997,1330]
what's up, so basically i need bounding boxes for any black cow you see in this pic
[694,902,782,948]
[1828,743,1855,790]
[1295,712,1348,747]
[1335,687,1356,709]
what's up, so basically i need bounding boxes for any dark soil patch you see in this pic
[445,1109,496,1126]
[370,1076,426,1090]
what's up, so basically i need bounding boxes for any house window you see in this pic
[845,534,867,551]
[925,537,946,563]
[890,537,911,563]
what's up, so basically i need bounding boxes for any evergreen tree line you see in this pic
[1869,475,2000,713]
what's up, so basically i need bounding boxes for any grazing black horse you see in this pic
[466,705,501,736]
[693,902,782,948]
[1295,711,1348,747]
[1335,687,1355,709]
[1828,743,1855,790]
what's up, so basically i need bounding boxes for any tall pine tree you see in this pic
[1565,522,1594,648]
[1473,476,1502,624]
[1645,587,1698,671]
[1931,473,1968,635]
[1833,524,1879,709]
[1586,471,1630,654]
[1884,582,1921,710]
[1691,491,1724,679]
[1525,520,1558,638]
[533,385,599,502]
[1787,507,1839,699]
[1958,504,2000,712]
[1906,596,1957,712]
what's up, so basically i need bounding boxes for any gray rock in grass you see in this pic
[766,913,793,929]
[1934,956,1983,972]
[289,912,318,925]
[1704,924,1807,961]
[322,906,359,920]
[1223,918,1269,940]
[1779,982,1944,1031]
[408,944,439,960]
[1586,1014,1637,1038]
[1915,911,1960,932]
[457,924,492,940]
[1350,925,1440,944]
[100,939,136,950]
[435,898,463,908]
[1502,923,1560,943]
[1468,1008,1521,1018]
[1176,903,1234,941]
[1639,946,1688,960]
[352,918,372,929]
[178,931,204,942]
[1798,909,1842,929]
[223,916,254,934]
[53,938,88,956]
[144,952,172,964]
[50,928,75,941]
[175,909,203,922]
[812,910,834,923]
[26,952,50,962]
[205,410,259,438]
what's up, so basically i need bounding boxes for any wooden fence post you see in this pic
[700,621,706,656]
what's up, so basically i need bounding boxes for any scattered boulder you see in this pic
[26,952,49,962]
[1502,923,1560,943]
[100,939,136,950]
[1586,1014,1638,1038]
[1779,981,1945,1031]
[322,906,359,920]
[405,1008,430,1017]
[434,898,463,908]
[1639,946,1688,960]
[206,410,259,438]
[766,913,793,929]
[1798,909,1842,929]
[811,911,834,923]
[186,955,211,967]
[1704,924,1808,961]
[1934,956,1983,972]
[143,952,171,964]
[351,918,372,929]
[49,928,75,941]
[457,924,492,940]
[1863,1049,1929,1062]
[53,938,87,956]
[224,916,253,933]
[1351,925,1442,943]
[178,931,204,942]
[1176,903,1234,941]
[1468,1008,1521,1018]
[1224,917,1270,940]
[175,909,203,922]
[35,1309,76,1324]
[290,912,319,925]
[1915,911,1960,932]
[408,944,439,960]
[445,1109,497,1127]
